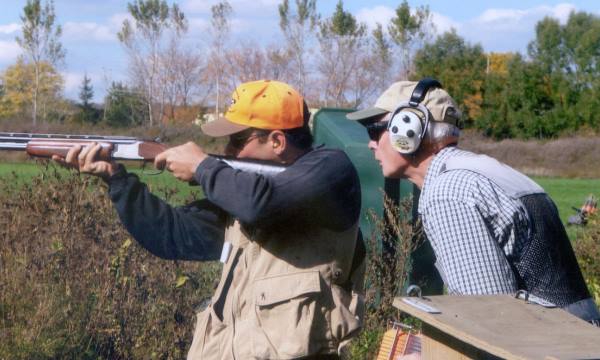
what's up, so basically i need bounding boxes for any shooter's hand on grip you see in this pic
[154,141,207,182]
[52,142,118,180]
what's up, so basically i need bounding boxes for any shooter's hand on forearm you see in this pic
[52,142,118,180]
[154,142,207,182]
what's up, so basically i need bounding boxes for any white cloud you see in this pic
[0,23,20,35]
[0,41,22,63]
[61,13,134,43]
[549,3,577,24]
[188,17,210,32]
[476,8,529,24]
[431,12,460,34]
[230,18,256,34]
[355,6,395,30]
[108,12,132,30]
[458,3,580,52]
[182,0,211,13]
[63,22,115,42]
[184,0,279,14]
[182,0,280,42]
[63,72,83,96]
[473,3,577,31]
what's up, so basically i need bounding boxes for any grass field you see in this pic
[0,162,597,226]
[534,177,600,219]
[533,177,600,239]
[0,161,202,204]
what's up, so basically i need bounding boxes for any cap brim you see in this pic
[201,117,250,137]
[346,107,388,121]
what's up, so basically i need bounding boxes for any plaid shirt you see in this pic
[418,146,531,295]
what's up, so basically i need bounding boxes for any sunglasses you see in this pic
[365,121,389,141]
[229,131,268,149]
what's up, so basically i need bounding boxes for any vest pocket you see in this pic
[187,305,227,360]
[329,283,363,348]
[251,271,322,359]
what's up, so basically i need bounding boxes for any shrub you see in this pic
[574,212,600,304]
[0,166,220,359]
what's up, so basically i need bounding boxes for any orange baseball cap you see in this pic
[201,80,305,137]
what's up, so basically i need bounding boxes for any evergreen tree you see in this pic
[77,74,100,124]
[103,82,148,127]
[79,74,93,108]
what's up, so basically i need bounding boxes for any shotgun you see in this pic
[0,132,286,176]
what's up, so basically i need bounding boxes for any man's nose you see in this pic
[368,140,378,151]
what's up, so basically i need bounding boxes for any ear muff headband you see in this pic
[388,78,443,154]
[409,78,442,106]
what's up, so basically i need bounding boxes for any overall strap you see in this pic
[443,154,544,199]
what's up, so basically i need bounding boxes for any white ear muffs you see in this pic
[388,110,423,154]
[387,102,430,154]
[387,78,443,155]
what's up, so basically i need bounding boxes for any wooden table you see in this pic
[393,295,600,360]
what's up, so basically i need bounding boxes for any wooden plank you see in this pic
[393,295,600,360]
[421,324,506,360]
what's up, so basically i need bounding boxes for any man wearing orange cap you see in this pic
[56,80,365,359]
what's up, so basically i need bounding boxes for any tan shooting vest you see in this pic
[187,219,364,360]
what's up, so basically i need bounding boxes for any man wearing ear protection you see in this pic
[55,80,366,359]
[347,78,600,325]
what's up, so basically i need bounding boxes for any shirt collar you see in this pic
[418,146,460,214]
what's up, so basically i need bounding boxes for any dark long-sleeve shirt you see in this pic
[107,146,362,262]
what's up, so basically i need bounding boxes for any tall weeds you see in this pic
[0,166,221,359]
[346,195,420,359]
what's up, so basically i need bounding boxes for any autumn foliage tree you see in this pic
[0,57,63,122]
[475,11,600,138]
[414,30,487,125]
[15,0,65,126]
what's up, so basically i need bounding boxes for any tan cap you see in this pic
[346,81,461,126]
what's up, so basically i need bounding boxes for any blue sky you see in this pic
[0,1,599,101]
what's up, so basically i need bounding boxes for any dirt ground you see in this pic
[459,131,600,178]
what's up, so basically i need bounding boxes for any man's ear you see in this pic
[269,130,286,155]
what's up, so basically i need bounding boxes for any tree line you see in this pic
[1,0,599,139]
